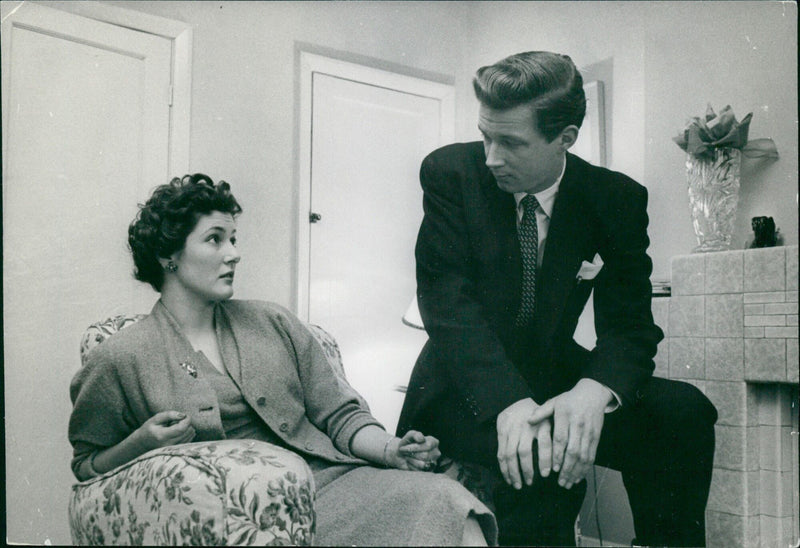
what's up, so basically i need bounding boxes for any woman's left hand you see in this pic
[388,430,441,472]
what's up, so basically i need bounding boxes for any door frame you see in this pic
[1,0,192,176]
[296,51,454,320]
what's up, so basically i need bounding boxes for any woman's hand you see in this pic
[386,430,441,471]
[87,410,197,478]
[135,411,196,452]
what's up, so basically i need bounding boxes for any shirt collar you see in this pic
[513,156,566,218]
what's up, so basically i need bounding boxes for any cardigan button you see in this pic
[256,397,267,406]
[279,422,289,432]
[305,443,314,451]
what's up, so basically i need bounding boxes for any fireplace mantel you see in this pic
[656,245,798,548]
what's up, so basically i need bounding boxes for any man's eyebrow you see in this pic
[479,127,523,142]
[478,126,501,137]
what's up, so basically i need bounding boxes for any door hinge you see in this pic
[168,84,174,107]
[309,212,322,223]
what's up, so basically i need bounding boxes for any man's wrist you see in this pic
[577,378,615,407]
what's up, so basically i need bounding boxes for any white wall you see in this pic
[462,1,797,280]
[41,0,798,299]
[643,1,798,278]
[4,1,797,544]
[99,0,471,311]
[6,1,469,544]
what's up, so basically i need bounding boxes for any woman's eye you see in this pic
[208,234,220,243]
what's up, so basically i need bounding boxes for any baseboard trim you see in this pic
[576,534,629,547]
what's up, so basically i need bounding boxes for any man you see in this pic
[397,51,717,546]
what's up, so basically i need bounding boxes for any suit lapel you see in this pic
[534,154,592,350]
[481,166,522,299]
[476,150,593,354]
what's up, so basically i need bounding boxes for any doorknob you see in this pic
[309,212,322,223]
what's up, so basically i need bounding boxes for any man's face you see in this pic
[478,103,568,195]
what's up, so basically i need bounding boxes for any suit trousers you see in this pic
[443,376,718,547]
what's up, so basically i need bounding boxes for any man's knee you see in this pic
[494,476,586,545]
[669,380,718,429]
[643,378,717,469]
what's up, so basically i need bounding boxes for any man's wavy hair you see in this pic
[473,51,586,142]
[128,173,242,292]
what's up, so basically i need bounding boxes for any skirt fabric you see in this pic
[201,360,497,545]
[312,463,498,546]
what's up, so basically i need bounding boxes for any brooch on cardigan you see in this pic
[179,361,197,378]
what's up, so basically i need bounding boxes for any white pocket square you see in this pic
[577,254,604,281]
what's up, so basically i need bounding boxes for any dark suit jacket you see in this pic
[397,142,664,461]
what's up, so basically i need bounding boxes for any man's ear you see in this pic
[558,125,579,151]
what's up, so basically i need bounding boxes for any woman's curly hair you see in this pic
[128,173,242,292]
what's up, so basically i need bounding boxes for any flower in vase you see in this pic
[673,104,778,161]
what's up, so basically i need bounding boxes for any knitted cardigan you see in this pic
[69,299,381,480]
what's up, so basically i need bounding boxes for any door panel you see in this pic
[2,3,173,543]
[306,66,452,432]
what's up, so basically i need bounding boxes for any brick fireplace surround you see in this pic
[655,245,799,548]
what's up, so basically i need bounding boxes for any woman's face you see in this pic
[169,211,240,303]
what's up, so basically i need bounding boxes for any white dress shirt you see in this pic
[513,158,565,267]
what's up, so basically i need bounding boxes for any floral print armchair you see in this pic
[71,314,499,545]
[69,315,334,546]
[68,439,314,545]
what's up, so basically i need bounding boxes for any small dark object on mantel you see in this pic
[749,216,781,248]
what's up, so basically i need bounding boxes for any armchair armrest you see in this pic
[69,440,315,546]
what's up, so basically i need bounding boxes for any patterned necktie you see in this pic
[515,194,540,328]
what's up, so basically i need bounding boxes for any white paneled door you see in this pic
[1,3,184,543]
[298,54,454,433]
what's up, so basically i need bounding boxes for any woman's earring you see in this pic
[166,260,178,273]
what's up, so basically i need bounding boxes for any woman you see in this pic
[69,174,496,545]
